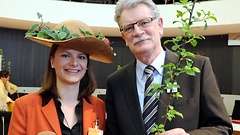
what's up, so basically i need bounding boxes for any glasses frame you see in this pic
[120,17,156,34]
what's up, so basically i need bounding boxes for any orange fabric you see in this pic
[8,92,106,135]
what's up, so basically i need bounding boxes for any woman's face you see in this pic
[1,76,9,84]
[50,46,88,86]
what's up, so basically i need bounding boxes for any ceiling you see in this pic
[0,0,239,37]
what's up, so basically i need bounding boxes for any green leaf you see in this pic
[78,28,93,36]
[37,12,42,19]
[172,20,179,24]
[151,124,165,133]
[57,31,67,40]
[175,35,183,41]
[209,16,217,22]
[204,21,208,30]
[166,105,183,121]
[79,28,86,36]
[69,33,79,39]
[185,69,195,76]
[42,26,50,30]
[197,11,201,17]
[37,31,47,38]
[177,10,183,18]
[192,67,200,73]
[192,16,199,22]
[96,30,105,39]
[172,92,183,99]
[172,44,179,51]
[25,24,40,36]
[190,39,197,46]
[25,32,37,36]
[186,52,195,58]
[163,40,171,45]
[180,0,188,4]
[44,30,58,40]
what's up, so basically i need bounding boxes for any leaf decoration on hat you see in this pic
[96,30,111,46]
[25,12,80,41]
[96,30,105,39]
[79,28,93,36]
[25,12,116,56]
[26,12,108,42]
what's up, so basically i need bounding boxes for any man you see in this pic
[105,0,232,135]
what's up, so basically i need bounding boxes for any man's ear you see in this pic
[157,17,164,36]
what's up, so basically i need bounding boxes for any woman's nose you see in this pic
[70,58,78,66]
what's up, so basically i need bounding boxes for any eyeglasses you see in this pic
[120,17,156,34]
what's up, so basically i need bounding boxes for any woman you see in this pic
[8,19,114,135]
[0,70,16,111]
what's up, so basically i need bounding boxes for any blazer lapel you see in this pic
[122,61,146,134]
[82,98,97,135]
[157,47,179,125]
[41,98,62,135]
[41,95,97,135]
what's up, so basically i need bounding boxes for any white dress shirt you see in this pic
[136,48,166,113]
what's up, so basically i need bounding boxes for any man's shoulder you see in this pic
[108,61,135,78]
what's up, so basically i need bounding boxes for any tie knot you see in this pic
[144,65,155,75]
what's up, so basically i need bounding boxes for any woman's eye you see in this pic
[79,55,86,60]
[61,54,69,57]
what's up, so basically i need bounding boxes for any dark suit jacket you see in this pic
[8,92,106,135]
[105,47,232,135]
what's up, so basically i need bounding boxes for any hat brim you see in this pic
[26,36,114,63]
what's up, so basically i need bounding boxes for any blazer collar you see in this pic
[41,94,97,135]
[156,47,180,125]
[41,97,62,135]
[164,46,179,64]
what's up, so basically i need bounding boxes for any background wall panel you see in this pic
[0,27,239,94]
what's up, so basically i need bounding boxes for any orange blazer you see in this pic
[8,92,106,135]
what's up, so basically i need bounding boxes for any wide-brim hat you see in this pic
[25,20,114,63]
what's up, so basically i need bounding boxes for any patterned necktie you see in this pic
[143,65,159,135]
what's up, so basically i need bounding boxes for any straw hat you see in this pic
[26,20,114,63]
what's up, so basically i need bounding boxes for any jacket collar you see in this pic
[40,94,96,135]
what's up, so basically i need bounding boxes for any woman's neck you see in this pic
[57,83,80,102]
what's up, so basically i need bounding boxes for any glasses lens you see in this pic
[120,17,155,34]
[139,18,152,27]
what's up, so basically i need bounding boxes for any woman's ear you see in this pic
[50,56,54,68]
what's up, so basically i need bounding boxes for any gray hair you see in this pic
[114,0,161,27]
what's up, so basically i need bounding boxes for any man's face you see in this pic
[119,3,163,59]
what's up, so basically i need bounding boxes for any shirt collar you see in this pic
[136,47,166,79]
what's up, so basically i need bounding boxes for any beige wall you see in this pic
[0,0,240,37]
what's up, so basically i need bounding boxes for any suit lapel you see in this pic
[41,98,62,135]
[122,61,146,134]
[157,47,179,125]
